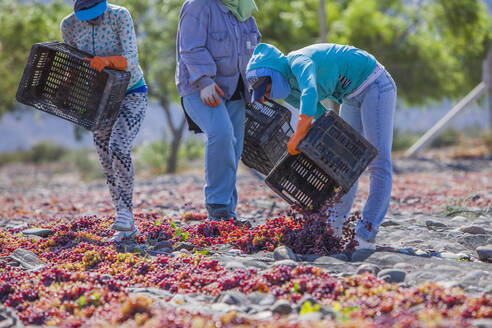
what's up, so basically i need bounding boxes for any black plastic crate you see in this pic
[241,99,294,175]
[265,153,339,209]
[16,41,131,131]
[298,110,378,192]
[265,110,377,209]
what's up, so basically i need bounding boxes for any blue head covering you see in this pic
[247,76,270,103]
[246,68,291,102]
[74,0,107,21]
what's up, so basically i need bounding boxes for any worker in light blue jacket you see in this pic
[176,0,261,222]
[246,43,397,250]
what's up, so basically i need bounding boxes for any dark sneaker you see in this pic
[207,216,228,222]
[206,216,252,229]
[230,217,252,229]
[206,204,229,219]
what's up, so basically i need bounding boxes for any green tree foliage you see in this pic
[114,0,185,173]
[255,0,492,105]
[254,0,322,50]
[0,0,185,172]
[0,0,491,171]
[115,0,182,106]
[1,0,491,112]
[0,0,70,115]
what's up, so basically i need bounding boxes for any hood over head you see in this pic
[246,43,290,79]
[246,43,291,101]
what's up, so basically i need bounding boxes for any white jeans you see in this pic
[93,92,147,213]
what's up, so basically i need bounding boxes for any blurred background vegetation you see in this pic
[0,137,205,180]
[0,0,491,177]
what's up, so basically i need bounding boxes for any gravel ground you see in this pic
[0,158,491,326]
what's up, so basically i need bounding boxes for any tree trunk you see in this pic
[162,104,186,174]
[152,91,187,174]
[166,125,185,174]
[319,0,326,43]
[487,48,492,132]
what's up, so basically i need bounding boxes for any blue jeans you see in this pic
[182,92,246,219]
[334,70,396,242]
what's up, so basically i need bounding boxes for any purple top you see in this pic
[175,0,261,102]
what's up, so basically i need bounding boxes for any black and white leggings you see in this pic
[93,92,147,213]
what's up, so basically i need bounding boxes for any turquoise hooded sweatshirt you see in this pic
[246,43,377,118]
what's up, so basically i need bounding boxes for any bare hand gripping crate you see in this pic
[241,99,294,175]
[265,111,378,209]
[16,41,131,131]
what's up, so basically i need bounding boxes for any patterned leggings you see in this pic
[93,92,147,212]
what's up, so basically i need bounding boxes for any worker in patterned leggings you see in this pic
[60,0,147,241]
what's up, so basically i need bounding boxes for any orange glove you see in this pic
[84,56,128,72]
[287,114,313,155]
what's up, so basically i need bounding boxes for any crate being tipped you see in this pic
[265,110,378,209]
[16,41,131,131]
[241,99,294,175]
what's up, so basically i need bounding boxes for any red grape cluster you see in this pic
[0,282,14,303]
